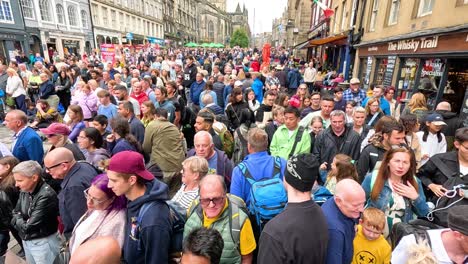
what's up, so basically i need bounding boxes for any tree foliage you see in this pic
[230,29,249,48]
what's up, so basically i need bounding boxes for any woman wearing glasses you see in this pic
[361,147,429,238]
[69,173,126,254]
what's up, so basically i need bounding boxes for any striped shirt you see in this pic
[171,184,199,210]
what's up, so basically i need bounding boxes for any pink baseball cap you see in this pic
[39,123,71,136]
[108,151,154,181]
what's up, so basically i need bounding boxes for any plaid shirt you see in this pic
[343,88,366,105]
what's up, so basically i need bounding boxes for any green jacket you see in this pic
[269,125,311,159]
[184,194,249,264]
[142,118,185,172]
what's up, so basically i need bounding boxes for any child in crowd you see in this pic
[416,113,447,166]
[323,154,358,192]
[352,208,391,264]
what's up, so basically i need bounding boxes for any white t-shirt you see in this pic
[416,131,447,166]
[392,229,467,264]
[460,164,468,176]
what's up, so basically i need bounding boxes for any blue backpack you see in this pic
[238,157,287,228]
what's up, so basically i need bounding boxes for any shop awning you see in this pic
[294,40,313,50]
[309,34,347,45]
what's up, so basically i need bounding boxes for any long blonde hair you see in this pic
[407,93,428,112]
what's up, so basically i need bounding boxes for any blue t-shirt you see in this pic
[98,103,118,131]
[207,151,218,173]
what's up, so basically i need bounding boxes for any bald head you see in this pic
[335,179,364,197]
[45,147,74,163]
[44,147,76,179]
[200,174,226,194]
[70,237,121,264]
[6,110,27,124]
[436,101,451,111]
[334,179,366,219]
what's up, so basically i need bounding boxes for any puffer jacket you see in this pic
[11,180,59,241]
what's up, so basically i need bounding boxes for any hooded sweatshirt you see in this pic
[123,180,171,264]
[85,148,110,168]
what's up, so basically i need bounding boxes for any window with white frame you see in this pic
[417,0,434,17]
[111,10,116,26]
[0,0,14,22]
[21,0,34,19]
[101,7,108,25]
[91,4,98,25]
[369,0,379,31]
[81,10,87,28]
[340,0,347,31]
[67,5,77,26]
[119,12,124,30]
[349,0,358,28]
[39,0,52,21]
[388,0,400,25]
[56,4,65,24]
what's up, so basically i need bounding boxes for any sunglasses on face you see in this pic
[200,196,225,206]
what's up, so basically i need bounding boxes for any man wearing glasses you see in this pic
[43,147,98,238]
[184,174,256,264]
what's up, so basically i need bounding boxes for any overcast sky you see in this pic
[227,0,288,34]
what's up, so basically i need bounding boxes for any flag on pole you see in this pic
[312,0,334,18]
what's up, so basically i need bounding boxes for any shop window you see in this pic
[417,0,434,17]
[374,58,388,85]
[68,5,77,26]
[21,0,34,19]
[39,0,52,21]
[81,10,88,28]
[368,0,379,32]
[0,0,13,22]
[56,4,65,24]
[387,0,400,26]
[397,58,419,101]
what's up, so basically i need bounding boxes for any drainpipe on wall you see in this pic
[87,1,97,53]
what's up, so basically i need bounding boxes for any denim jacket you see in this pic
[362,175,429,223]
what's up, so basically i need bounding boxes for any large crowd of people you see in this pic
[0,46,467,264]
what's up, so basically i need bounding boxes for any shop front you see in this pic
[0,32,29,64]
[355,31,468,116]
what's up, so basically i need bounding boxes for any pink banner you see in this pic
[100,44,116,64]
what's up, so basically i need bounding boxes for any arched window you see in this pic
[56,4,65,24]
[80,10,88,28]
[21,0,34,19]
[39,0,51,21]
[67,5,77,26]
[208,21,214,42]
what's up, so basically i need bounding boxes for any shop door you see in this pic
[445,59,468,115]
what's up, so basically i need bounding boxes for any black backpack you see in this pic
[391,221,435,249]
